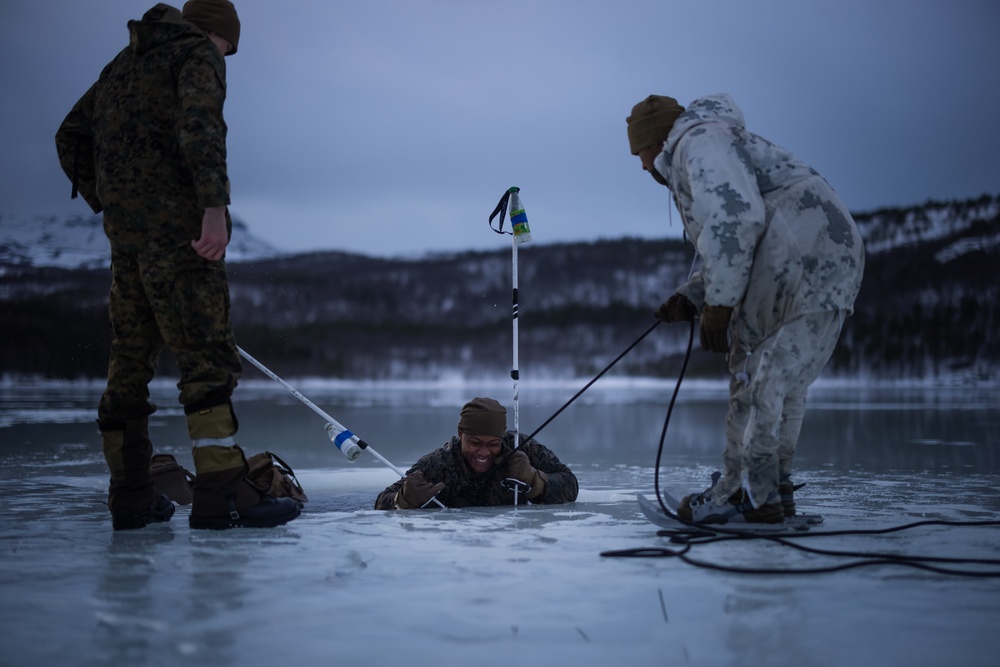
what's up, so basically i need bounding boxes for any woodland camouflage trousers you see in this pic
[97,244,241,426]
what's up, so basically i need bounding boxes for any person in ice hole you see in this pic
[626,93,864,524]
[55,1,300,531]
[374,397,579,509]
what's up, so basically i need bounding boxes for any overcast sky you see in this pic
[1,1,998,257]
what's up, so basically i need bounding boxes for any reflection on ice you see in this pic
[3,464,999,666]
[2,380,1000,666]
[912,439,976,447]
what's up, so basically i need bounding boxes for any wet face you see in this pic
[459,431,504,474]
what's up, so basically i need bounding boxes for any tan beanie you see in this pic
[458,397,507,438]
[626,95,685,155]
[182,0,241,55]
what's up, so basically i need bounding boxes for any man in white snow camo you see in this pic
[627,94,865,523]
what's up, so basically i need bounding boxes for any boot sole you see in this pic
[189,504,301,530]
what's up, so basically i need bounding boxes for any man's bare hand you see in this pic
[191,206,229,261]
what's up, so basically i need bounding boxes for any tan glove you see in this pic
[502,450,548,500]
[655,293,697,323]
[394,470,446,509]
[699,305,733,353]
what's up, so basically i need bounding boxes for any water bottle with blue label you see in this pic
[508,187,532,245]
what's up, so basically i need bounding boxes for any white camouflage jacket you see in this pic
[654,93,864,344]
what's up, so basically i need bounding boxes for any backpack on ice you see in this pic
[150,453,195,505]
[245,451,309,504]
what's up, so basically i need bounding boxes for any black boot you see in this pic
[112,492,176,531]
[102,418,175,531]
[189,444,300,530]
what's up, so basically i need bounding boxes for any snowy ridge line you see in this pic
[0,213,284,269]
[854,195,999,255]
[934,231,1000,264]
[4,194,998,269]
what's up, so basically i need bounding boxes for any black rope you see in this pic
[478,234,1000,576]
[525,320,661,442]
[601,301,1000,576]
[599,544,1000,577]
[670,517,1000,543]
[653,319,695,517]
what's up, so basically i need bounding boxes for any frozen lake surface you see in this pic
[2,377,1000,666]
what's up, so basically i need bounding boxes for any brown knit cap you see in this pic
[626,95,685,155]
[458,397,507,438]
[182,0,241,55]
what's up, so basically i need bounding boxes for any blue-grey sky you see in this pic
[1,0,998,257]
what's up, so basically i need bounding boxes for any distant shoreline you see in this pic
[3,373,998,392]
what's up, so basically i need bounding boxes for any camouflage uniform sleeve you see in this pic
[176,43,230,210]
[673,124,767,309]
[373,445,452,510]
[374,477,405,510]
[55,82,103,213]
[523,439,579,504]
[676,269,706,310]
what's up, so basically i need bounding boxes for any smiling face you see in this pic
[459,431,504,474]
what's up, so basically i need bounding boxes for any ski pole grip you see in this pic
[325,423,364,461]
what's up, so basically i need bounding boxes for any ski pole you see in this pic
[488,186,532,452]
[237,346,445,508]
[511,224,521,450]
[489,187,534,505]
[510,189,532,507]
[510,234,523,507]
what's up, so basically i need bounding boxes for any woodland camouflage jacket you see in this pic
[55,4,230,252]
[374,432,579,509]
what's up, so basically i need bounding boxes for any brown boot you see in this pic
[101,418,175,531]
[675,473,784,525]
[189,445,300,529]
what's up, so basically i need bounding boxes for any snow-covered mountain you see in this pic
[3,195,997,271]
[0,212,283,269]
[853,194,1000,258]
[2,194,997,383]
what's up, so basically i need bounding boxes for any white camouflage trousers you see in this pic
[712,310,845,508]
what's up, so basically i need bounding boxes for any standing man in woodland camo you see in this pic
[56,1,300,530]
